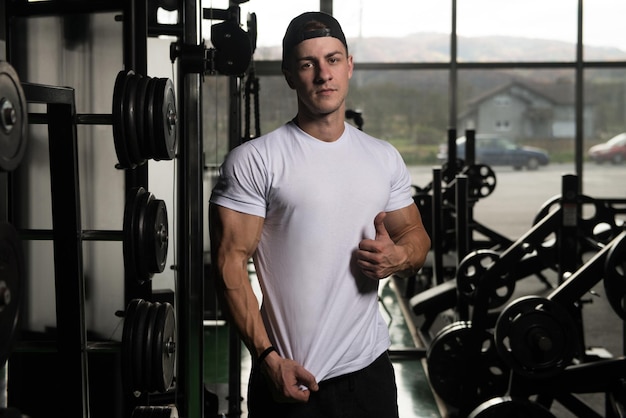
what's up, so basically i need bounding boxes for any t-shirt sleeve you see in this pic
[209,143,268,218]
[386,146,414,212]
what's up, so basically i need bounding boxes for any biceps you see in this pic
[385,204,425,241]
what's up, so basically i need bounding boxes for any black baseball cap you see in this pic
[282,11,348,69]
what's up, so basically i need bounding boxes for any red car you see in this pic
[588,132,626,164]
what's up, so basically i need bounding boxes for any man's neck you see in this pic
[294,113,346,142]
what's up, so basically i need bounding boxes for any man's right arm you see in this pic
[208,203,271,358]
[208,203,319,401]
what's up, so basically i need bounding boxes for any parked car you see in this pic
[588,132,626,164]
[437,134,550,170]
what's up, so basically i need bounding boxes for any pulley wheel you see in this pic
[0,222,24,367]
[456,250,514,309]
[604,232,626,320]
[426,321,509,410]
[0,61,28,172]
[468,396,556,418]
[494,296,579,379]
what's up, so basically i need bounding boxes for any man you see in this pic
[209,11,430,418]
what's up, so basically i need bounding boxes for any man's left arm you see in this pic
[356,204,431,280]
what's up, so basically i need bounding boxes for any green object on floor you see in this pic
[381,279,442,417]
[204,325,230,383]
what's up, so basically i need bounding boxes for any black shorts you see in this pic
[247,351,399,418]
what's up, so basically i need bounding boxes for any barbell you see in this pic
[19,186,168,284]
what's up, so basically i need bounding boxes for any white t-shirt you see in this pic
[210,121,414,381]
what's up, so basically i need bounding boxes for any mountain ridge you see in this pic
[253,32,626,62]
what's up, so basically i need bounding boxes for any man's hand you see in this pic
[263,353,319,403]
[356,212,405,280]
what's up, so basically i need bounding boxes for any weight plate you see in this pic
[153,78,177,161]
[468,396,556,418]
[123,73,146,167]
[607,383,626,418]
[153,302,176,393]
[144,302,160,392]
[144,77,158,160]
[132,299,150,393]
[123,187,144,283]
[122,298,142,394]
[533,194,621,256]
[0,61,28,172]
[134,75,151,160]
[132,405,178,418]
[441,158,465,184]
[131,406,153,418]
[494,296,579,379]
[0,222,24,368]
[426,321,509,410]
[112,70,134,169]
[604,232,626,320]
[456,250,514,309]
[145,198,168,274]
[0,407,24,418]
[465,163,497,199]
[135,191,155,283]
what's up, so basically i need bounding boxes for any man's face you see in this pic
[283,36,353,119]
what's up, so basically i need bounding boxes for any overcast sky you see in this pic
[199,0,626,52]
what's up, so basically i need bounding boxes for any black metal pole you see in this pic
[176,0,204,416]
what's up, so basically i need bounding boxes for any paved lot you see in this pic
[409,162,626,240]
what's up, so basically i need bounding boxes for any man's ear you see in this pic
[283,69,296,90]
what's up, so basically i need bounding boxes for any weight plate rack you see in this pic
[27,69,177,170]
[19,186,168,284]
